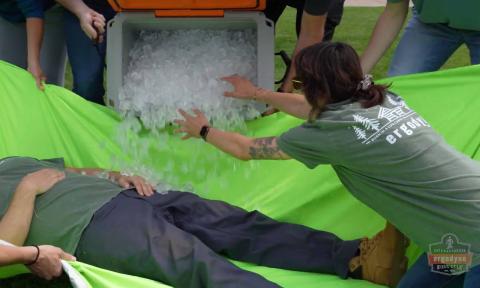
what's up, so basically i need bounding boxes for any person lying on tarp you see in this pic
[0,156,407,287]
[176,41,480,287]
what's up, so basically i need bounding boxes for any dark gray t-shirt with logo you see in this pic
[278,93,480,267]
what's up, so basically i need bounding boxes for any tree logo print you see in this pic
[353,114,380,131]
[353,126,367,140]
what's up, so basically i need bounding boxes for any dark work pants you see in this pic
[265,0,345,41]
[76,190,360,288]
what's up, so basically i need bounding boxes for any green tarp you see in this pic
[0,60,479,287]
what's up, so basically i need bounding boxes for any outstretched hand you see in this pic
[221,75,257,100]
[174,109,210,140]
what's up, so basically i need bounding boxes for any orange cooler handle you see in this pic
[154,10,224,17]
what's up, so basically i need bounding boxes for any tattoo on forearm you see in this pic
[248,137,283,159]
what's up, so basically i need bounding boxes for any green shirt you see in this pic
[0,157,123,253]
[388,0,480,31]
[278,93,480,267]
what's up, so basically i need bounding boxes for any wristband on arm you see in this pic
[26,245,40,266]
[200,125,211,141]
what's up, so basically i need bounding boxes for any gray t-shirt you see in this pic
[278,93,480,267]
[0,157,123,253]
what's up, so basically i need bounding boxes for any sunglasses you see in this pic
[292,78,303,91]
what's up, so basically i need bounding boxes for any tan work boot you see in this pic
[349,222,409,287]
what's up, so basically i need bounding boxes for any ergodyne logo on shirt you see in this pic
[351,95,431,145]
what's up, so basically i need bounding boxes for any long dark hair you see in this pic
[295,42,389,121]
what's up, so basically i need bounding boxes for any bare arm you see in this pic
[281,11,326,92]
[0,168,75,280]
[26,17,46,90]
[0,169,65,246]
[360,0,409,73]
[0,185,37,246]
[175,109,291,161]
[0,245,38,265]
[255,87,311,119]
[66,167,116,177]
[207,130,290,161]
[66,167,155,197]
[222,75,311,119]
[55,0,90,15]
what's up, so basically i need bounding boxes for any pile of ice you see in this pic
[113,29,261,193]
[112,114,255,194]
[119,29,260,130]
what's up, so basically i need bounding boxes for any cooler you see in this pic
[106,0,274,112]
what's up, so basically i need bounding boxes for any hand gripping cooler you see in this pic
[106,0,274,114]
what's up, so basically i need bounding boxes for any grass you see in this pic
[274,7,470,82]
[6,6,471,288]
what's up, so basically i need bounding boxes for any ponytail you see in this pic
[354,75,389,109]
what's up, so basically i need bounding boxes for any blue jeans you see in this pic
[388,10,480,77]
[63,3,115,105]
[398,253,480,288]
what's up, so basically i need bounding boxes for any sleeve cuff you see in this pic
[277,135,317,169]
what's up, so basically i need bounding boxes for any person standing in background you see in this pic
[0,0,110,104]
[264,0,346,93]
[61,0,114,105]
[361,0,480,77]
[0,0,66,90]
